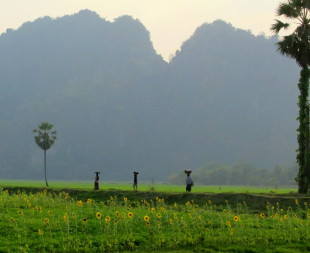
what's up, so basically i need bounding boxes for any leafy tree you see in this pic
[271,0,310,193]
[33,122,57,187]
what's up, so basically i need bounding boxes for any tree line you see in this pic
[168,162,297,187]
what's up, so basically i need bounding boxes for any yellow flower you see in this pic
[169,219,173,224]
[47,210,52,215]
[144,216,150,222]
[86,198,93,204]
[96,212,102,219]
[123,197,128,202]
[114,220,119,224]
[43,218,49,225]
[77,200,83,207]
[115,211,120,217]
[295,199,299,205]
[127,212,133,218]
[233,216,240,222]
[145,221,151,226]
[65,193,70,199]
[38,229,43,236]
[226,221,231,227]
[259,213,266,218]
[63,213,68,222]
[156,213,162,219]
[17,210,23,216]
[83,218,88,224]
[151,208,155,213]
[105,216,111,222]
[284,214,289,219]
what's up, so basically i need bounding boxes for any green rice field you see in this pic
[0,180,297,194]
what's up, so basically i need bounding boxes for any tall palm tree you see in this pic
[271,0,310,194]
[33,122,57,187]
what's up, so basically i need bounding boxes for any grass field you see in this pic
[0,180,297,194]
[0,186,310,252]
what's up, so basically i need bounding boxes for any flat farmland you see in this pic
[0,180,297,194]
[1,181,309,252]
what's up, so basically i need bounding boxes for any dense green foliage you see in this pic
[296,68,310,193]
[0,10,300,181]
[169,162,297,187]
[1,188,310,252]
[271,0,310,193]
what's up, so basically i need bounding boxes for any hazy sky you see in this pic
[0,0,282,60]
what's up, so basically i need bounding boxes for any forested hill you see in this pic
[0,10,299,182]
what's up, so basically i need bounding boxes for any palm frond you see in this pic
[277,2,299,18]
[276,35,296,55]
[277,34,310,67]
[271,19,290,33]
[293,0,310,9]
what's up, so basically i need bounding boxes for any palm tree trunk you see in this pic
[44,150,49,187]
[297,67,310,194]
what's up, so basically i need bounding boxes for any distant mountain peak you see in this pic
[76,9,100,17]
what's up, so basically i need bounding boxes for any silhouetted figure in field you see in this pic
[133,172,139,191]
[94,172,100,190]
[184,169,193,193]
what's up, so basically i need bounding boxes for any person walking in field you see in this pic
[185,169,193,193]
[133,171,139,191]
[94,171,100,190]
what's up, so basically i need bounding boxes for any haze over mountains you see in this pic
[0,10,299,182]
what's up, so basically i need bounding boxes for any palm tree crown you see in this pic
[271,0,310,68]
[33,122,57,151]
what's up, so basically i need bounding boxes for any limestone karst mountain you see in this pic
[0,11,299,181]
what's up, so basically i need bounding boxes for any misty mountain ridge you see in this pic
[0,10,299,182]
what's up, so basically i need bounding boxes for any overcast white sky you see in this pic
[0,0,282,60]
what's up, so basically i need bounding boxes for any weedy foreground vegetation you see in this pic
[1,188,310,253]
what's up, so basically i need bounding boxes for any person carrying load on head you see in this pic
[184,169,193,193]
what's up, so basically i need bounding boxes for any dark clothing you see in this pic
[186,184,192,192]
[133,174,138,190]
[186,176,193,192]
[94,180,99,190]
